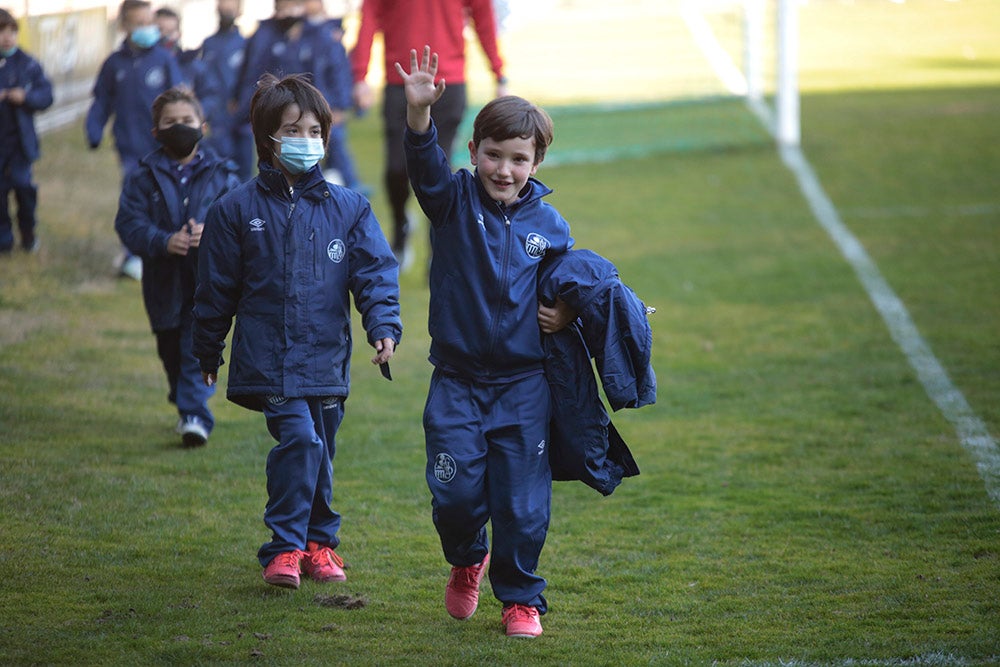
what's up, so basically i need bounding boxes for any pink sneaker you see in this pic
[302,541,347,582]
[262,550,303,589]
[444,553,490,620]
[502,603,543,638]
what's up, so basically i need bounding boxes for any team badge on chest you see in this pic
[524,232,550,259]
[327,239,345,263]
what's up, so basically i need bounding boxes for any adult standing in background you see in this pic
[349,0,507,267]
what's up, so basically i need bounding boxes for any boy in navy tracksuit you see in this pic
[301,0,362,192]
[114,86,240,447]
[86,0,183,173]
[0,8,53,254]
[192,74,401,589]
[154,7,223,138]
[86,0,183,279]
[399,48,575,638]
[197,0,246,163]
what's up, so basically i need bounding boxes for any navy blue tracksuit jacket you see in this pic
[86,41,183,166]
[115,147,241,332]
[192,162,402,411]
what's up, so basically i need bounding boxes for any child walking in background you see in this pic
[114,86,240,447]
[86,0,183,279]
[0,8,53,254]
[399,47,575,638]
[196,0,246,164]
[192,74,401,589]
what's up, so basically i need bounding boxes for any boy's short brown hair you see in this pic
[151,86,204,126]
[118,0,152,25]
[472,95,554,165]
[0,8,19,31]
[249,73,332,164]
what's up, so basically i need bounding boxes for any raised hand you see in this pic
[395,45,446,110]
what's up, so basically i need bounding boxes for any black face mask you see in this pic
[275,15,301,33]
[157,123,203,158]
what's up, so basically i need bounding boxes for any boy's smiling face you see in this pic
[469,135,539,206]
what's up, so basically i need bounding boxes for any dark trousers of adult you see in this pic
[154,306,216,430]
[424,369,552,614]
[0,150,38,251]
[382,82,467,252]
[259,396,345,567]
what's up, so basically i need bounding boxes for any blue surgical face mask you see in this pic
[130,24,161,49]
[270,135,325,175]
[0,46,17,58]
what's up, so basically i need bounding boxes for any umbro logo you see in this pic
[249,218,265,232]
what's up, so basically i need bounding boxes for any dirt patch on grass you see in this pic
[313,593,368,610]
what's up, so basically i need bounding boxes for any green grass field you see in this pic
[2,0,999,664]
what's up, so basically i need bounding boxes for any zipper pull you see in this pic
[497,201,510,226]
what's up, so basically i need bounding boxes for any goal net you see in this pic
[458,0,800,165]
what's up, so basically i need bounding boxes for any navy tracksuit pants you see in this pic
[424,370,552,613]
[259,396,345,566]
[0,150,38,251]
[154,308,215,431]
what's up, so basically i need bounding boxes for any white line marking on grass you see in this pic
[780,145,1000,508]
[680,1,749,97]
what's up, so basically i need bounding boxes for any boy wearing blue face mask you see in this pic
[86,0,183,279]
[192,73,401,589]
[0,8,53,254]
[114,86,240,447]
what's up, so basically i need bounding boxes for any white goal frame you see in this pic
[682,0,800,147]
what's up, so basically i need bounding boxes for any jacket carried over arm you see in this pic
[538,249,656,495]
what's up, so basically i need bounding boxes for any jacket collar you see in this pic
[256,161,326,200]
[143,147,210,176]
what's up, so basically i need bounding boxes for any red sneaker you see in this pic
[302,541,347,582]
[444,553,490,620]
[502,604,543,638]
[262,550,303,589]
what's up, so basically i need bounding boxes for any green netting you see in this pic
[457,97,772,168]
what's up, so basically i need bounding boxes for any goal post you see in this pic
[460,0,803,164]
[680,0,800,148]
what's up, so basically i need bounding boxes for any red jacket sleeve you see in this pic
[350,0,380,83]
[467,0,505,81]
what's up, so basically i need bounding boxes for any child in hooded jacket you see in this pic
[0,8,53,254]
[192,73,401,589]
[114,86,240,446]
[87,0,183,279]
